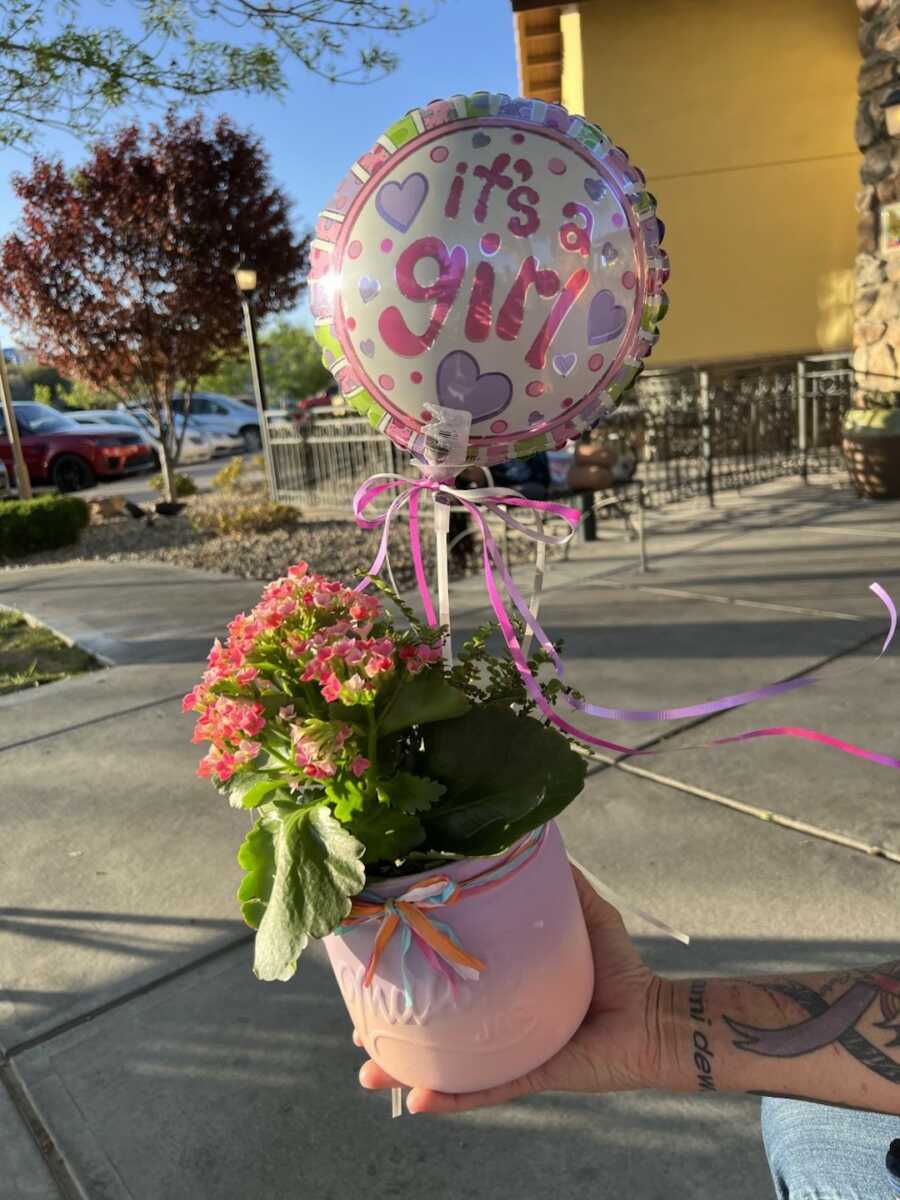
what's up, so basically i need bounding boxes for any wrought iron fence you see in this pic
[266,353,865,514]
[266,412,404,512]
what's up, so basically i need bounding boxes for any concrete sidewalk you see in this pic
[1,476,898,1200]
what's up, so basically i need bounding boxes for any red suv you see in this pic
[0,403,156,492]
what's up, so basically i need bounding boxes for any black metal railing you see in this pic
[589,353,863,509]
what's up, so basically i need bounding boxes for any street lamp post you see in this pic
[234,264,275,498]
[0,348,32,500]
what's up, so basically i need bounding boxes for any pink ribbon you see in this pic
[353,474,900,771]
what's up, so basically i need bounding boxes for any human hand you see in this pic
[354,865,670,1114]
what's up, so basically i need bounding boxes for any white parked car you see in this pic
[0,458,9,498]
[105,408,215,465]
[170,392,261,453]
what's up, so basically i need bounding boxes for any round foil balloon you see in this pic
[309,91,669,467]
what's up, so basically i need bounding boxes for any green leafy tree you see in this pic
[21,364,72,407]
[194,353,252,400]
[196,322,332,406]
[261,321,332,406]
[0,0,428,148]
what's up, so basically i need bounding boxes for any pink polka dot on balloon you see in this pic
[380,238,393,252]
[410,370,423,384]
[512,133,525,144]
[490,420,508,434]
[430,145,449,163]
[612,213,624,228]
[548,157,566,175]
[622,270,636,289]
[421,410,432,422]
[562,397,574,409]
[378,374,395,391]
[525,381,545,398]
[347,240,363,259]
[346,317,356,332]
[589,353,605,371]
[480,232,501,255]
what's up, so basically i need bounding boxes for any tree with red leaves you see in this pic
[0,112,308,500]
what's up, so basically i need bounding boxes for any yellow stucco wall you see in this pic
[565,0,859,366]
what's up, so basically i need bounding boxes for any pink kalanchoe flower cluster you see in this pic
[184,561,444,786]
[291,718,369,781]
[185,694,267,782]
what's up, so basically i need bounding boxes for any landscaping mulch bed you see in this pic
[0,489,540,588]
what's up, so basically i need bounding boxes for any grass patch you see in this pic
[0,608,100,695]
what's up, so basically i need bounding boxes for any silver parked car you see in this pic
[170,393,261,453]
[97,408,215,465]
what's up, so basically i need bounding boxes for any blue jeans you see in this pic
[762,1097,900,1198]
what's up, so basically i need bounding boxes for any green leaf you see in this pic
[325,776,367,821]
[252,804,365,982]
[376,668,469,736]
[345,802,425,865]
[236,816,278,929]
[418,707,586,857]
[377,772,445,814]
[226,771,285,810]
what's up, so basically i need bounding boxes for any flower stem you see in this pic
[366,707,378,798]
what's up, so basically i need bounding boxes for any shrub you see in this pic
[0,495,89,559]
[189,499,299,536]
[148,471,198,496]
[211,457,245,492]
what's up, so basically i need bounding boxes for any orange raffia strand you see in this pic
[363,911,401,988]
[395,901,487,974]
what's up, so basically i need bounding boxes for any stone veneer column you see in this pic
[855,0,900,390]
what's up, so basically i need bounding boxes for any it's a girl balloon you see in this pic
[310,91,669,467]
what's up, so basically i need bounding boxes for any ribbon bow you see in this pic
[339,826,546,1010]
[354,470,900,771]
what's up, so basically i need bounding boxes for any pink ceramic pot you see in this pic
[323,820,593,1094]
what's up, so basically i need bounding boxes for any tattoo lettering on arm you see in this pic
[724,964,900,1086]
[688,978,716,1091]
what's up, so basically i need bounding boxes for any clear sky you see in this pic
[0,0,519,350]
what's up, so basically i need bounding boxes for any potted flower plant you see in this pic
[842,405,900,500]
[184,562,593,1094]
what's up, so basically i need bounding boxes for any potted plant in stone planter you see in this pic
[184,563,593,1094]
[842,404,900,500]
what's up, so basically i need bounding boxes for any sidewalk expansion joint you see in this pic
[574,623,897,863]
[568,576,867,622]
[0,1062,82,1200]
[583,751,900,865]
[4,933,252,1061]
[0,691,188,755]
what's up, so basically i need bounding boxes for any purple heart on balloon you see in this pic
[436,349,512,425]
[359,338,375,357]
[375,172,428,233]
[600,241,619,266]
[587,289,627,345]
[584,177,606,202]
[472,132,491,149]
[359,276,380,303]
[552,352,577,378]
[528,410,545,424]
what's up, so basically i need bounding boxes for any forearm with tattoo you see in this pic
[665,963,900,1114]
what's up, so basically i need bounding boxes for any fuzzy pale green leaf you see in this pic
[250,804,365,982]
